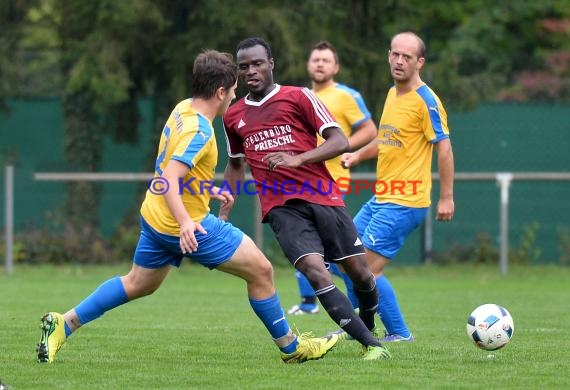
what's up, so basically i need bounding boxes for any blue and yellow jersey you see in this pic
[315,83,372,181]
[375,84,449,207]
[140,99,217,235]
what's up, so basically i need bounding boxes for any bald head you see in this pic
[391,32,426,59]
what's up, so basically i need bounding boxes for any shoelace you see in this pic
[299,338,322,354]
[298,331,333,355]
[291,324,314,340]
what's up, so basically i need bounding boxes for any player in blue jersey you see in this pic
[340,32,455,342]
[36,50,338,364]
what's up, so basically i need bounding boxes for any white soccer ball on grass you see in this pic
[466,303,514,351]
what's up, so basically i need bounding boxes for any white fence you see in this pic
[3,167,570,275]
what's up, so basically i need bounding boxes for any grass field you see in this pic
[1,263,569,389]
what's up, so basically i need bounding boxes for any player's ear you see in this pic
[269,58,274,70]
[216,86,226,101]
[333,62,340,76]
[416,56,425,70]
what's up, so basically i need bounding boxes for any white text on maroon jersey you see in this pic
[243,125,296,151]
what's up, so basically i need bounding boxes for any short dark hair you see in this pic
[192,50,237,99]
[311,40,339,64]
[236,37,272,59]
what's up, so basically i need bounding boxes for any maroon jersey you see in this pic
[223,84,345,220]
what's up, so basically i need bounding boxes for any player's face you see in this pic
[237,45,274,99]
[388,34,424,82]
[218,81,237,115]
[307,49,339,84]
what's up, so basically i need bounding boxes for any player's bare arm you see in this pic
[347,119,378,152]
[435,138,455,222]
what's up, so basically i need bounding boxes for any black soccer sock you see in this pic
[316,285,380,347]
[354,277,379,331]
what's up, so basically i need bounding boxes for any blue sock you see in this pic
[74,276,129,326]
[64,322,72,337]
[249,293,297,353]
[329,264,359,309]
[296,270,315,301]
[376,275,410,337]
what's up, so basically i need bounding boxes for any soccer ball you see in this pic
[466,303,514,351]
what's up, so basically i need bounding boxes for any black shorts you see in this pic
[266,199,365,266]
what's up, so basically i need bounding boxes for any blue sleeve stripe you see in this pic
[416,85,446,141]
[170,155,193,168]
[155,125,171,176]
[429,133,449,144]
[335,84,372,127]
[178,115,213,168]
[352,116,370,128]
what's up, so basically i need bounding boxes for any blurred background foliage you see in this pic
[3,0,569,112]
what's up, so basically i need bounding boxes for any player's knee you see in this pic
[352,272,376,291]
[122,275,161,299]
[256,256,274,281]
[136,282,161,298]
[365,251,389,275]
[342,257,375,286]
[241,248,274,282]
[302,267,333,290]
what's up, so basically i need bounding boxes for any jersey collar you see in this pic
[245,84,281,106]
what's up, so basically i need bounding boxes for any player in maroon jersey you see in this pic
[221,37,390,360]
